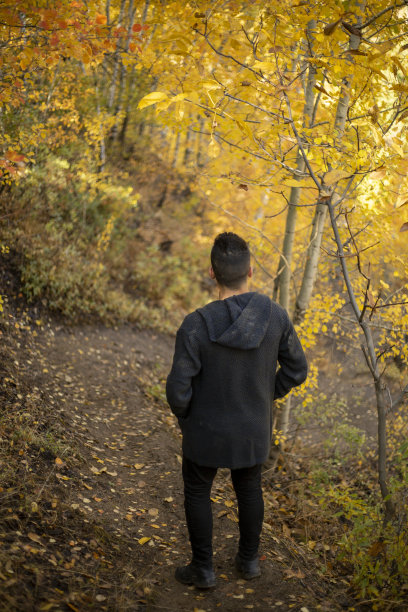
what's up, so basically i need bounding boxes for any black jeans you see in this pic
[182,456,264,568]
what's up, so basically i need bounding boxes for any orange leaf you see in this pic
[95,14,107,25]
[6,150,26,163]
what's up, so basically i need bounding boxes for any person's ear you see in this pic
[248,266,253,279]
[209,266,216,280]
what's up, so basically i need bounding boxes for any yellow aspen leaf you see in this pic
[253,60,276,72]
[174,101,184,121]
[369,66,388,81]
[28,532,43,545]
[138,536,151,545]
[235,119,253,140]
[392,84,408,94]
[384,136,404,157]
[137,92,168,110]
[284,568,305,579]
[284,179,314,188]
[324,169,351,185]
[208,138,220,158]
[39,604,55,611]
[229,39,242,51]
[55,457,64,466]
[391,56,406,76]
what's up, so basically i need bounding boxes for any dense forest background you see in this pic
[0,1,407,610]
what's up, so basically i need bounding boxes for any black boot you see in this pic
[175,563,216,589]
[235,554,261,580]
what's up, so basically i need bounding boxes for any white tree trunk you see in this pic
[294,20,363,322]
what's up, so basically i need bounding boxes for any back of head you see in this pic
[211,232,250,290]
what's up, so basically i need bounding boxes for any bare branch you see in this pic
[391,382,408,411]
[283,92,321,189]
[204,199,291,269]
[361,3,408,30]
[224,92,287,122]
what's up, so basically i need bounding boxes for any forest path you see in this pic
[23,322,345,612]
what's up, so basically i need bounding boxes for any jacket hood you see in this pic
[197,292,272,349]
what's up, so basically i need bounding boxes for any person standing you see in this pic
[166,232,308,589]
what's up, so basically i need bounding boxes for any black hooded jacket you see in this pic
[166,292,307,469]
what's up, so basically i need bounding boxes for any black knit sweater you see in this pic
[166,292,307,469]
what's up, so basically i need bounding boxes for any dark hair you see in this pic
[210,232,250,289]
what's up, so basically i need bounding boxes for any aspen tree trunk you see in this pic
[107,0,126,111]
[171,132,181,168]
[294,14,363,323]
[293,200,327,322]
[95,83,106,173]
[273,150,305,310]
[272,18,363,465]
[105,0,111,25]
[178,131,188,167]
[196,117,204,167]
[273,20,316,311]
[269,24,317,466]
[118,0,150,147]
[183,128,192,166]
[112,0,135,142]
[168,130,178,165]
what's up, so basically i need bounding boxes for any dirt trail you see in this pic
[22,322,345,612]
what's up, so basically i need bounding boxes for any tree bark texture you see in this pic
[270,22,317,464]
[273,20,317,312]
[294,18,363,323]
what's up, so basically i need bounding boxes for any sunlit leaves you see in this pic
[137,91,169,110]
[0,1,147,186]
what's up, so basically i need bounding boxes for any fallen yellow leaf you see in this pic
[28,532,43,545]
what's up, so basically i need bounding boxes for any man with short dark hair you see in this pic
[166,232,307,589]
